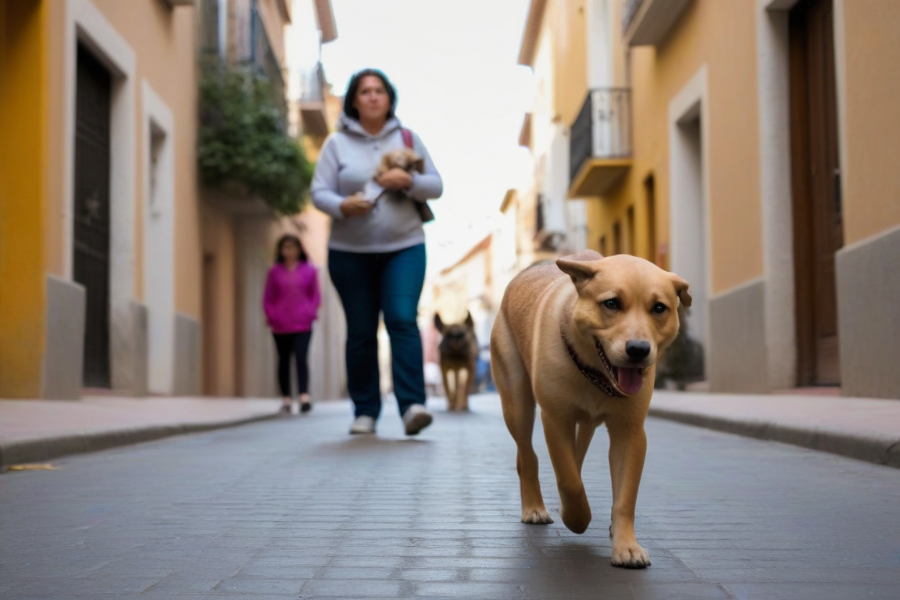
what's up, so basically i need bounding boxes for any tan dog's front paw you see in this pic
[521,507,553,524]
[611,542,650,569]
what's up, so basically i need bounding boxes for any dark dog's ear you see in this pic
[464,311,474,329]
[413,158,425,174]
[434,313,445,333]
[557,258,597,289]
[671,273,692,308]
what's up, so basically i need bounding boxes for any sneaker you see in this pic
[299,394,312,414]
[349,415,376,435]
[402,404,433,436]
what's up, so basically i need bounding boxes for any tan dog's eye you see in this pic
[652,302,668,314]
[602,298,621,310]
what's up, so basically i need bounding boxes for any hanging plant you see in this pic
[198,58,313,215]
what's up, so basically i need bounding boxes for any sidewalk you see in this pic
[0,396,282,467]
[649,390,900,468]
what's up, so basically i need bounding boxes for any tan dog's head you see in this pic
[375,148,425,178]
[556,254,691,396]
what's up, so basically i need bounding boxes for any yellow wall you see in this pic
[44,0,201,317]
[838,0,900,244]
[594,0,763,293]
[0,0,47,397]
[549,0,589,127]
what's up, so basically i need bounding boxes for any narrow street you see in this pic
[1,395,898,600]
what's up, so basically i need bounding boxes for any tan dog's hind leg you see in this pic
[542,410,592,533]
[492,317,552,524]
[606,417,651,568]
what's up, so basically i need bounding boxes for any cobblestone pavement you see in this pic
[1,394,899,599]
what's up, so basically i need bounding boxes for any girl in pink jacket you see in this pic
[263,235,321,414]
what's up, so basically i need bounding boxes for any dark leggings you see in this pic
[273,331,312,397]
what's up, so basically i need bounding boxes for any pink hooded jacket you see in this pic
[262,262,321,334]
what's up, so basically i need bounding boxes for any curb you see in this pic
[648,407,900,469]
[0,413,280,468]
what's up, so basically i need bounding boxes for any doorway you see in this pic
[670,104,708,380]
[789,0,842,386]
[73,44,112,388]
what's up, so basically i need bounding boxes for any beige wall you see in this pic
[200,204,237,396]
[596,0,763,294]
[44,0,200,316]
[838,0,900,245]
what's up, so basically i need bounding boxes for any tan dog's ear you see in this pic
[671,274,692,308]
[464,310,474,329]
[557,258,597,288]
[413,158,425,174]
[434,313,445,333]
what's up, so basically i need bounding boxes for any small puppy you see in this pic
[373,148,424,179]
[434,311,478,412]
[491,250,691,568]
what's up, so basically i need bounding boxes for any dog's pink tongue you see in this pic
[617,368,644,395]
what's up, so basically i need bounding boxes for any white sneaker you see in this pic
[349,415,376,435]
[402,404,433,436]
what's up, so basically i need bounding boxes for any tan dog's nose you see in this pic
[625,340,651,361]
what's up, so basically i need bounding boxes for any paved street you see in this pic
[1,395,899,600]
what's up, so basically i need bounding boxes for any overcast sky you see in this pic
[315,0,536,277]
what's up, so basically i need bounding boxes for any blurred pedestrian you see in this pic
[311,68,443,435]
[263,234,320,415]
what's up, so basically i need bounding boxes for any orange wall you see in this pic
[0,0,47,397]
[838,0,900,244]
[595,0,763,293]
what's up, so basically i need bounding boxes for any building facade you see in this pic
[0,0,338,400]
[516,0,900,398]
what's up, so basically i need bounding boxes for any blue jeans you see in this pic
[328,244,426,419]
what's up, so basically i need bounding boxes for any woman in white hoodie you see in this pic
[311,69,443,436]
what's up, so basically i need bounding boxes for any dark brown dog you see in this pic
[434,311,478,412]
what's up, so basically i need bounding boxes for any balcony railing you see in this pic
[300,63,326,104]
[226,0,288,123]
[298,62,330,137]
[199,0,220,55]
[569,88,632,185]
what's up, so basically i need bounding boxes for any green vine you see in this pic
[198,58,313,215]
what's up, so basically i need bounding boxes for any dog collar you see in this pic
[560,329,624,398]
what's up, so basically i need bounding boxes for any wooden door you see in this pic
[73,45,112,388]
[789,0,842,386]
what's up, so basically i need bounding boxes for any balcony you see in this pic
[622,0,693,47]
[568,88,632,198]
[299,63,329,137]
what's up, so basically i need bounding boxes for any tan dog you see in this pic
[490,250,691,568]
[373,148,424,179]
[434,311,478,411]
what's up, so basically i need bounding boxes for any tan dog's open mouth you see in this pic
[594,337,646,396]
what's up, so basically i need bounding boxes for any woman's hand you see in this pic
[376,168,413,191]
[340,194,374,218]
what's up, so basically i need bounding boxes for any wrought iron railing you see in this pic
[622,0,644,35]
[300,62,326,104]
[199,0,220,55]
[569,88,632,184]
[227,0,288,122]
